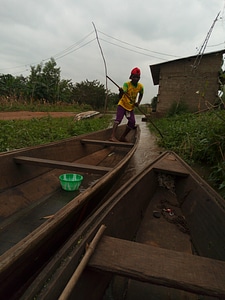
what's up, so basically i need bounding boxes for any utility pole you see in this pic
[192,11,221,70]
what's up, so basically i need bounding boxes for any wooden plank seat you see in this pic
[88,236,225,298]
[14,156,112,174]
[153,154,189,177]
[80,139,134,148]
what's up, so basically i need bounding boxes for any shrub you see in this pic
[167,101,190,117]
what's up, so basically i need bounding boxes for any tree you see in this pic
[0,74,27,101]
[72,80,106,109]
[0,59,117,109]
[0,74,16,97]
[28,58,61,103]
[58,79,74,103]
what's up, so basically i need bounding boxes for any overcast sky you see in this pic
[1,0,225,103]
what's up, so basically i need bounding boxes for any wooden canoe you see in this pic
[21,151,225,300]
[0,124,140,299]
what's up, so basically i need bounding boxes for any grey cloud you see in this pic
[0,0,224,101]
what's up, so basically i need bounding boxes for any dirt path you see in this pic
[0,111,76,120]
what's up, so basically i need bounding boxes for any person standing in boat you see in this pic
[109,67,144,142]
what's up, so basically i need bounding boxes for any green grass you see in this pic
[148,110,225,197]
[0,115,112,152]
[0,102,94,112]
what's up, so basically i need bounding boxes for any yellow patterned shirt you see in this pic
[118,81,144,111]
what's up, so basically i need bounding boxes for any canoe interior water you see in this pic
[0,172,101,255]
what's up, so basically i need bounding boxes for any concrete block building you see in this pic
[150,50,225,116]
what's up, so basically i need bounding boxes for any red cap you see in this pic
[131,67,141,76]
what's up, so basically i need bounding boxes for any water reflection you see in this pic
[128,115,163,174]
[109,115,163,193]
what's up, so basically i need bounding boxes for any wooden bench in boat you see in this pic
[88,236,225,298]
[80,139,134,148]
[153,153,189,176]
[14,156,112,174]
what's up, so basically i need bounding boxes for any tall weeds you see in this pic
[150,110,225,197]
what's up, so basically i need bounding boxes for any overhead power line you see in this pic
[53,38,96,60]
[1,26,199,76]
[52,31,95,60]
[100,38,169,61]
[98,30,179,59]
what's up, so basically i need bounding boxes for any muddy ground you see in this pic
[0,111,76,120]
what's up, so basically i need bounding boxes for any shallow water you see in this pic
[109,115,163,192]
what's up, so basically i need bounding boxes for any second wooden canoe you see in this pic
[0,124,140,299]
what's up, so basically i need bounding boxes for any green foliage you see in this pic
[0,115,112,152]
[149,110,225,197]
[0,74,27,101]
[28,58,63,103]
[0,58,112,110]
[167,101,190,117]
[151,96,158,111]
[209,162,225,194]
[72,80,106,109]
[106,91,119,109]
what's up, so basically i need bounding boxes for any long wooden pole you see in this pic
[58,224,106,300]
[92,22,108,114]
[136,105,164,138]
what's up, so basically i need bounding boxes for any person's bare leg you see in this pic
[109,122,119,142]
